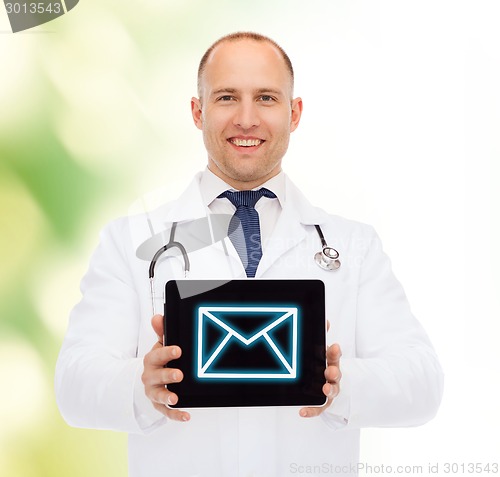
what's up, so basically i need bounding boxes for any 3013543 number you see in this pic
[5,3,62,14]
[443,462,499,474]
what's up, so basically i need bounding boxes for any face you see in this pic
[191,39,303,190]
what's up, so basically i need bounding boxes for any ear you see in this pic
[191,97,203,130]
[290,97,303,132]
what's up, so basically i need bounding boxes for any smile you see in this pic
[229,138,263,147]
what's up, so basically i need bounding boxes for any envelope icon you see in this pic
[197,306,298,379]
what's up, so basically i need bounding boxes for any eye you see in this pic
[259,95,275,102]
[218,95,236,102]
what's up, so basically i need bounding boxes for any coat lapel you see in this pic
[157,172,244,277]
[255,205,306,276]
[256,176,329,277]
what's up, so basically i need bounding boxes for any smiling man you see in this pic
[56,32,443,477]
[192,35,302,190]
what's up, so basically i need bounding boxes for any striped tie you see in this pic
[218,188,277,277]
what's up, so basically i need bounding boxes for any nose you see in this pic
[233,98,260,130]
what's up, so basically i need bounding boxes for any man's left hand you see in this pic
[299,343,342,418]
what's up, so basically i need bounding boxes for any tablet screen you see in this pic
[164,279,326,408]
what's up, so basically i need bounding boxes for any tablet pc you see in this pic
[164,279,327,408]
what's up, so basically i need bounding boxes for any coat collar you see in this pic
[162,171,330,226]
[153,171,331,277]
[162,171,208,224]
[283,175,330,226]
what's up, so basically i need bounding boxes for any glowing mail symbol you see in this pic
[197,306,298,379]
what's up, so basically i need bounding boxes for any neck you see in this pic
[208,163,281,191]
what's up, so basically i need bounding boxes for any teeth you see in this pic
[231,138,262,147]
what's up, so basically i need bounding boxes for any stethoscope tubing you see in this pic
[148,222,190,314]
[148,222,340,314]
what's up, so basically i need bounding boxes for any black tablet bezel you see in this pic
[164,279,326,408]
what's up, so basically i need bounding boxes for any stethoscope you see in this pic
[148,222,340,314]
[313,225,341,271]
[148,222,190,314]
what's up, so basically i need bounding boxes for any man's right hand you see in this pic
[142,314,191,422]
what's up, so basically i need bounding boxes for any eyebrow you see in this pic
[210,88,284,97]
[211,88,237,96]
[256,88,283,96]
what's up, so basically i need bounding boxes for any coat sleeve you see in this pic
[55,219,166,434]
[322,226,444,429]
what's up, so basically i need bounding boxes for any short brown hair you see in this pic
[197,32,294,98]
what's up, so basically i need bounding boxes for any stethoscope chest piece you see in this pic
[313,225,341,271]
[315,247,341,271]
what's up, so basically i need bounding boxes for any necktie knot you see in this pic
[218,188,276,209]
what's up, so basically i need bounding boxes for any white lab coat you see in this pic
[55,172,443,477]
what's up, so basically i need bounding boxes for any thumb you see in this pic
[151,314,164,342]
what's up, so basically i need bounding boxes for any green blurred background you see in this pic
[1,1,498,475]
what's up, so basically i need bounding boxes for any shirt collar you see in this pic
[200,167,286,208]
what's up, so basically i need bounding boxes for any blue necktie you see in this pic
[218,188,277,277]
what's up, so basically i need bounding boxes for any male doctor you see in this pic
[56,32,444,477]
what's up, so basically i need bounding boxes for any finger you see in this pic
[323,381,339,400]
[324,365,341,384]
[326,343,342,367]
[299,380,341,417]
[299,396,333,418]
[326,320,330,333]
[144,345,182,368]
[299,382,340,418]
[152,402,191,422]
[142,366,184,389]
[299,406,328,418]
[144,367,184,405]
[147,384,179,407]
[151,314,164,343]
